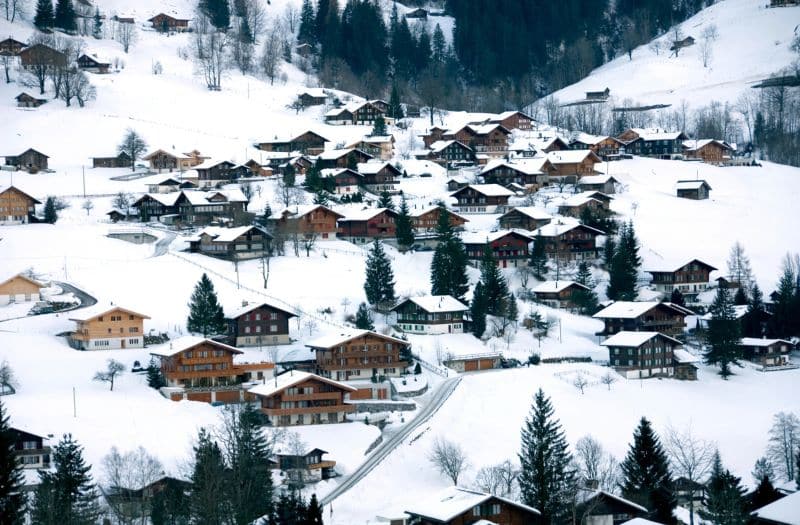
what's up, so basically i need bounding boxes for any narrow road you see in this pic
[53,281,97,311]
[151,230,177,257]
[320,375,462,506]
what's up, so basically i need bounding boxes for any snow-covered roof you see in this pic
[0,272,44,289]
[271,204,344,219]
[682,139,732,151]
[480,158,547,176]
[571,132,617,146]
[69,304,150,322]
[356,162,394,175]
[429,140,472,153]
[646,258,717,273]
[739,337,793,347]
[501,206,552,221]
[354,135,394,144]
[225,299,297,319]
[532,280,590,293]
[699,304,749,321]
[320,168,361,179]
[409,206,467,222]
[80,52,110,65]
[318,148,354,160]
[751,490,800,525]
[676,180,711,190]
[338,207,394,222]
[628,128,685,141]
[621,518,668,525]
[305,329,407,349]
[579,174,617,185]
[593,301,693,319]
[395,295,468,313]
[248,371,356,398]
[405,486,539,522]
[673,348,700,364]
[143,149,192,160]
[492,110,532,121]
[460,229,533,244]
[297,88,327,98]
[192,158,234,170]
[196,225,266,243]
[560,194,603,208]
[600,331,681,347]
[547,149,600,164]
[576,489,648,513]
[531,220,604,237]
[149,336,241,357]
[452,184,513,197]
[210,188,248,202]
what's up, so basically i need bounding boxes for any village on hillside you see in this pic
[1,0,800,524]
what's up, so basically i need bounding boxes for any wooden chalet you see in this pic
[0,185,40,224]
[570,134,623,159]
[532,135,570,153]
[225,299,297,347]
[601,331,685,379]
[0,37,26,56]
[682,139,734,164]
[750,490,799,525]
[617,128,688,158]
[316,148,373,170]
[593,301,694,339]
[450,184,513,214]
[92,151,131,168]
[77,53,110,73]
[143,149,206,172]
[151,337,274,403]
[531,280,592,310]
[578,174,619,194]
[421,126,448,148]
[404,7,428,19]
[274,448,337,484]
[489,110,534,130]
[670,36,696,51]
[146,176,195,193]
[404,486,540,525]
[452,124,511,157]
[738,338,793,367]
[557,191,612,218]
[230,159,271,178]
[68,304,150,350]
[132,189,249,226]
[9,428,51,469]
[586,87,611,100]
[15,92,47,108]
[348,135,395,160]
[391,295,468,335]
[547,149,602,179]
[111,15,136,24]
[319,168,363,195]
[530,221,604,261]
[446,176,469,192]
[674,477,707,507]
[480,158,553,188]
[498,206,552,231]
[0,272,44,305]
[356,161,401,193]
[194,159,235,185]
[409,206,468,235]
[249,370,356,426]
[149,13,190,32]
[324,100,388,125]
[256,131,328,156]
[296,88,328,107]
[18,44,67,68]
[462,230,533,268]
[337,208,398,243]
[420,140,475,166]
[4,148,49,172]
[575,489,648,525]
[676,179,712,200]
[188,225,271,260]
[270,204,344,240]
[305,330,409,381]
[646,259,717,298]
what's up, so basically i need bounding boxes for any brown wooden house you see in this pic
[194,159,236,184]
[593,301,694,339]
[617,128,688,158]
[391,295,468,335]
[0,272,44,305]
[646,259,717,299]
[420,140,476,166]
[410,206,468,235]
[316,148,373,170]
[149,13,190,32]
[143,149,206,172]
[319,168,363,195]
[273,447,337,484]
[0,38,26,56]
[270,204,344,240]
[676,180,711,200]
[450,184,513,214]
[557,191,613,218]
[480,159,553,188]
[18,44,67,68]
[4,148,49,172]
[577,174,619,194]
[92,151,131,168]
[682,139,733,164]
[249,370,356,426]
[532,280,592,310]
[489,110,534,130]
[498,206,552,231]
[9,428,51,470]
[404,486,540,525]
[305,330,410,381]
[325,100,388,125]
[462,230,533,268]
[602,331,684,379]
[256,131,329,156]
[356,161,401,193]
[348,135,395,160]
[575,489,648,524]
[68,304,150,350]
[296,88,328,106]
[0,185,40,224]
[225,300,297,347]
[15,92,47,108]
[188,225,271,260]
[421,126,448,148]
[738,338,793,367]
[530,221,604,261]
[547,149,602,179]
[570,134,623,159]
[337,208,398,243]
[77,53,110,73]
[446,124,511,157]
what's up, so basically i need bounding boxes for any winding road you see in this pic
[320,375,462,506]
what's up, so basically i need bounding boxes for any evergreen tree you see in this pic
[189,429,227,525]
[607,221,641,301]
[430,208,469,302]
[228,404,274,525]
[518,389,576,525]
[670,288,685,307]
[146,357,166,389]
[530,232,548,279]
[573,261,600,315]
[479,245,509,316]
[32,434,100,525]
[44,196,58,224]
[186,273,227,337]
[313,190,328,205]
[378,191,394,209]
[34,0,55,30]
[700,452,748,525]
[305,493,323,525]
[469,282,487,338]
[505,292,519,323]
[431,23,446,63]
[388,83,404,120]
[201,0,231,30]
[371,115,387,137]
[770,258,799,337]
[92,8,102,39]
[355,302,374,330]
[620,418,675,524]
[743,284,768,338]
[603,235,616,268]
[272,489,306,525]
[297,0,316,45]
[150,479,190,525]
[749,475,782,511]
[733,287,749,306]
[395,196,415,249]
[704,286,742,379]
[364,240,396,309]
[0,401,25,525]
[54,0,77,32]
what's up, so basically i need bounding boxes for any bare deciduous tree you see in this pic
[282,3,298,34]
[664,424,716,525]
[93,359,125,391]
[429,437,469,485]
[575,435,619,492]
[59,66,96,107]
[82,199,94,215]
[102,446,164,525]
[473,460,518,498]
[572,374,588,394]
[113,191,135,214]
[2,0,25,22]
[260,19,284,85]
[0,359,18,394]
[600,371,617,391]
[766,411,800,482]
[116,21,137,53]
[727,241,754,291]
[699,25,718,68]
[192,15,228,90]
[301,231,318,257]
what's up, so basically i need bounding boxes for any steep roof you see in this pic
[0,185,41,204]
[646,258,717,273]
[461,229,533,245]
[676,180,712,191]
[305,329,407,349]
[405,486,540,522]
[338,207,397,222]
[393,295,468,313]
[751,490,800,525]
[451,184,514,198]
[69,304,150,322]
[600,331,682,347]
[499,206,552,221]
[149,336,241,358]
[547,149,601,164]
[248,370,356,398]
[593,301,693,319]
[532,280,590,293]
[225,299,298,319]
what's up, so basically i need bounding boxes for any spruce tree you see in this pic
[189,429,227,525]
[603,235,616,269]
[620,418,675,523]
[371,115,387,136]
[700,452,748,525]
[770,260,799,337]
[378,191,394,209]
[272,489,306,525]
[469,282,487,338]
[364,240,396,309]
[146,357,166,389]
[395,196,415,249]
[34,0,55,30]
[186,273,227,337]
[430,208,469,302]
[0,401,25,525]
[530,232,548,279]
[305,493,323,525]
[297,0,316,45]
[54,0,77,32]
[704,286,742,379]
[733,287,749,306]
[44,196,58,224]
[479,245,509,316]
[607,221,640,301]
[519,389,576,525]
[228,404,274,525]
[355,302,374,330]
[32,434,100,525]
[749,475,782,511]
[432,23,446,63]
[388,83,404,120]
[202,0,230,30]
[743,284,768,337]
[573,261,599,315]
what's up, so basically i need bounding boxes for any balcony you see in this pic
[281,391,343,402]
[262,404,355,416]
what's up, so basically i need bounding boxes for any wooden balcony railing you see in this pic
[261,405,355,416]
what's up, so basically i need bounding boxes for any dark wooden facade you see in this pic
[272,205,343,240]
[481,161,552,187]
[532,281,591,310]
[0,38,26,56]
[316,149,372,170]
[451,185,511,213]
[92,151,131,168]
[256,131,328,155]
[149,13,190,32]
[5,148,49,171]
[498,207,552,231]
[617,129,688,158]
[532,223,604,261]
[594,302,692,339]
[357,162,401,192]
[226,301,296,346]
[463,231,533,268]
[424,141,475,165]
[405,488,540,525]
[15,92,47,108]
[410,206,468,234]
[195,160,235,183]
[77,53,110,73]
[647,259,716,298]
[337,209,398,241]
[676,180,712,200]
[603,332,683,379]
[306,331,409,381]
[18,44,67,68]
[489,110,534,130]
[189,225,271,260]
[10,428,51,469]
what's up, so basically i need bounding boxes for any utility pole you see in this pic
[82,166,86,197]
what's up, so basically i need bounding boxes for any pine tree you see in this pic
[228,404,274,525]
[573,261,599,315]
[189,429,227,525]
[430,208,469,302]
[704,286,742,379]
[700,453,748,525]
[186,273,227,337]
[603,235,616,269]
[479,245,509,316]
[0,401,25,525]
[749,475,782,511]
[34,0,55,30]
[469,282,487,338]
[201,0,231,30]
[770,258,799,337]
[54,0,77,32]
[620,418,676,524]
[371,115,387,136]
[364,240,396,309]
[388,83,404,120]
[743,284,768,338]
[44,197,58,224]
[355,302,374,330]
[298,0,316,45]
[146,357,166,389]
[304,493,323,525]
[530,232,548,279]
[32,434,100,525]
[378,191,394,209]
[607,221,640,301]
[518,389,576,525]
[272,489,306,525]
[92,8,102,39]
[150,480,190,525]
[395,196,414,249]
[432,23,446,63]
[313,190,328,205]
[733,287,748,306]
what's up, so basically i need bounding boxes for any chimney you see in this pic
[242,299,248,307]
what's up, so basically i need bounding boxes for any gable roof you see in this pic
[461,229,533,245]
[682,139,733,151]
[305,329,407,349]
[429,140,473,154]
[405,486,540,522]
[272,204,345,220]
[739,338,793,347]
[225,300,298,319]
[451,184,514,198]
[646,258,717,273]
[577,489,648,513]
[195,225,270,243]
[676,180,712,191]
[409,206,469,222]
[480,158,549,176]
[593,301,693,319]
[499,206,552,221]
[0,185,41,204]
[149,336,241,358]
[578,174,619,185]
[0,272,44,290]
[393,295,468,313]
[338,207,398,222]
[531,221,605,238]
[356,161,400,175]
[624,128,687,142]
[248,370,356,398]
[600,331,682,347]
[547,149,602,164]
[532,280,591,293]
[751,490,800,525]
[69,304,150,322]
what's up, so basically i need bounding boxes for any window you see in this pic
[22,455,40,464]
[128,338,139,345]
[23,441,38,450]
[270,324,278,333]
[129,327,139,333]
[245,326,251,334]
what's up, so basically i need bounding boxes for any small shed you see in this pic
[15,92,47,108]
[676,180,711,200]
